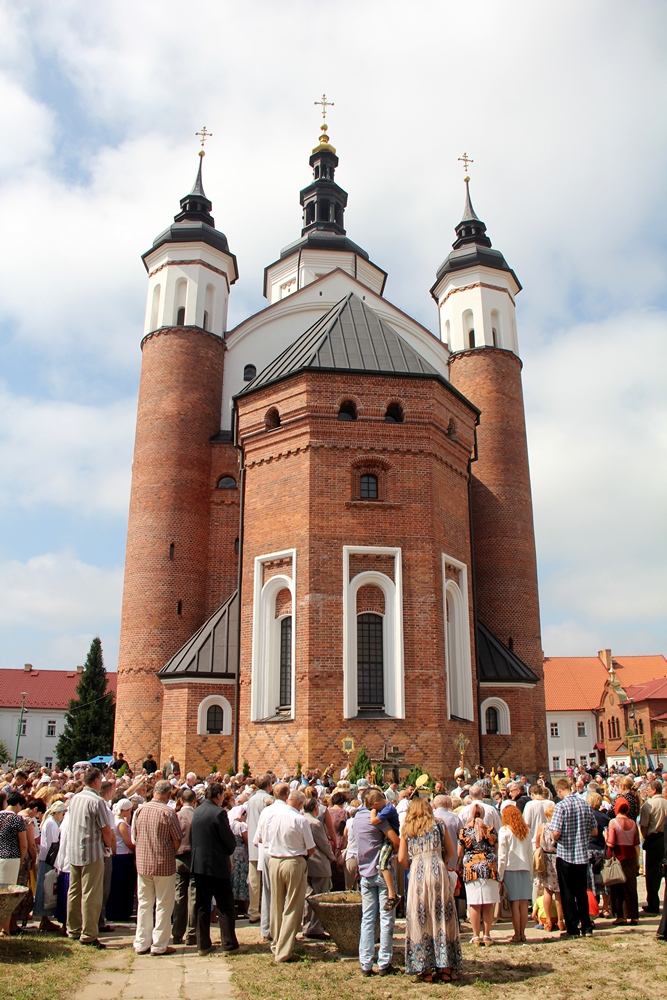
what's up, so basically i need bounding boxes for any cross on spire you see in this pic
[458,151,474,177]
[314,93,334,120]
[196,126,213,152]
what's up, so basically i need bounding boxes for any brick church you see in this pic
[114,121,548,778]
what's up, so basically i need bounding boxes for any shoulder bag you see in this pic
[601,854,626,886]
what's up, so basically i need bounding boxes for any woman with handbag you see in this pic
[458,802,499,947]
[535,803,565,931]
[33,799,68,933]
[605,800,639,925]
[497,805,532,943]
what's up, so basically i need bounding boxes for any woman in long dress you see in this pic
[398,797,462,983]
[229,805,249,918]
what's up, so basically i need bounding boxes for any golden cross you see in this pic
[314,93,334,120]
[458,151,474,174]
[196,126,213,150]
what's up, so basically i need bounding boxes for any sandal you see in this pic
[470,936,481,946]
[482,935,493,946]
[439,969,459,982]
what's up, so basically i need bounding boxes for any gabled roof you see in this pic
[543,656,609,712]
[611,655,667,688]
[0,669,117,710]
[477,623,539,686]
[159,591,238,680]
[237,292,446,398]
[624,676,667,702]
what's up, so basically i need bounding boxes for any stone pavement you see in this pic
[72,927,237,1000]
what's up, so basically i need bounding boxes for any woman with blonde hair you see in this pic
[497,804,532,943]
[398,796,461,982]
[458,802,499,946]
[535,802,565,931]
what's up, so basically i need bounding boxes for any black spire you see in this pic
[174,152,215,226]
[452,179,492,250]
[300,125,347,236]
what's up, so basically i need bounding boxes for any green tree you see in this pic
[652,730,666,751]
[242,760,251,778]
[55,637,115,766]
[348,745,374,784]
[0,739,11,764]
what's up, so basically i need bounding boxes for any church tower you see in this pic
[114,149,238,767]
[433,172,547,771]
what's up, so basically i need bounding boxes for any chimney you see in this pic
[24,663,32,672]
[76,664,84,673]
[598,649,612,672]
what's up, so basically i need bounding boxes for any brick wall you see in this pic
[449,347,547,773]
[160,680,236,776]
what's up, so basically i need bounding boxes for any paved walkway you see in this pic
[72,928,237,1000]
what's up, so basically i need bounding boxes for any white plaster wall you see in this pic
[0,708,67,766]
[265,249,385,304]
[546,710,598,769]
[143,242,235,336]
[435,266,519,354]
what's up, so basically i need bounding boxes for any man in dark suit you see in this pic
[161,754,181,779]
[190,782,238,957]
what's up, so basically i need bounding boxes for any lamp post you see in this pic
[14,692,27,767]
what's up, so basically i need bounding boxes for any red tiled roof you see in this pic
[543,657,609,712]
[624,676,667,702]
[0,668,117,710]
[611,655,667,688]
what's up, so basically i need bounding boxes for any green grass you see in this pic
[0,934,97,1000]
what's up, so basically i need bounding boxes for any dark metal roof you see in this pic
[477,622,540,685]
[237,293,441,396]
[158,591,238,680]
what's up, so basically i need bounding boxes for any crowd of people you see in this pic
[1,755,666,982]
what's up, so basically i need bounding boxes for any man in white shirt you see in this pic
[523,785,551,848]
[246,774,274,924]
[267,789,315,962]
[458,785,501,831]
[254,783,290,941]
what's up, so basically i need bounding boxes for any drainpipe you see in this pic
[232,401,245,773]
[467,419,484,769]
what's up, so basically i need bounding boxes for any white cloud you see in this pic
[0,386,135,515]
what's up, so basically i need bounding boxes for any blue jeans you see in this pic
[359,871,396,971]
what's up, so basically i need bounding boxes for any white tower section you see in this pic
[141,153,238,337]
[431,178,522,356]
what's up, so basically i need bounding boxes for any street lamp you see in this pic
[14,692,27,767]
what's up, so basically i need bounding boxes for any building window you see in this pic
[217,476,237,489]
[552,756,561,771]
[579,755,587,766]
[443,555,474,722]
[384,402,404,423]
[566,758,576,767]
[638,718,644,734]
[18,719,26,736]
[338,399,357,421]
[577,722,587,737]
[265,407,280,430]
[600,722,604,741]
[480,697,510,735]
[45,757,53,768]
[550,722,559,738]
[357,613,384,712]
[278,616,292,712]
[343,546,404,720]
[197,695,232,736]
[206,704,224,734]
[360,474,378,500]
[243,364,257,382]
[46,720,56,737]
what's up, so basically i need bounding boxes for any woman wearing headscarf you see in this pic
[458,802,499,946]
[399,796,461,983]
[105,799,136,922]
[33,799,67,932]
[228,803,249,918]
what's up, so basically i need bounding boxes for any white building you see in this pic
[543,655,608,773]
[0,664,117,767]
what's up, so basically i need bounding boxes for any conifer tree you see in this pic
[55,637,115,766]
[348,745,373,784]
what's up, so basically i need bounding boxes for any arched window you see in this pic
[384,402,404,423]
[197,695,232,736]
[278,616,292,712]
[176,307,186,326]
[243,364,257,382]
[481,697,510,735]
[174,277,187,326]
[360,474,378,500]
[204,283,215,331]
[443,556,473,722]
[357,613,384,712]
[491,310,501,348]
[206,704,224,734]
[600,722,604,742]
[446,418,457,439]
[150,284,161,331]
[638,718,644,734]
[265,407,280,430]
[468,328,476,349]
[462,309,474,351]
[217,476,237,489]
[338,399,357,421]
[485,706,499,734]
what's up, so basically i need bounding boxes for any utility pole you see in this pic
[14,692,27,767]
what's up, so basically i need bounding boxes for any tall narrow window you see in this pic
[46,720,56,737]
[150,284,161,330]
[468,328,476,349]
[360,474,378,499]
[174,277,187,326]
[485,706,499,735]
[206,704,224,734]
[204,283,215,331]
[357,613,384,712]
[279,616,292,711]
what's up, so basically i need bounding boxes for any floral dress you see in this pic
[536,825,559,894]
[230,819,249,902]
[405,820,462,976]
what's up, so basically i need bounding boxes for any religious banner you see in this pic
[626,734,648,774]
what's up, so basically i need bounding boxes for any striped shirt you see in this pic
[67,787,110,866]
[549,793,596,865]
[133,799,182,876]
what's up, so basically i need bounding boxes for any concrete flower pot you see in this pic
[0,884,30,925]
[307,890,367,956]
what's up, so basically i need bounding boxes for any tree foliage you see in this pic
[55,637,115,767]
[652,730,666,751]
[0,740,11,765]
[348,745,374,784]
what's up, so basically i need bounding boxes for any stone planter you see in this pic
[307,890,366,956]
[0,884,30,925]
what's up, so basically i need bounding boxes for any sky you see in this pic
[0,0,665,674]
